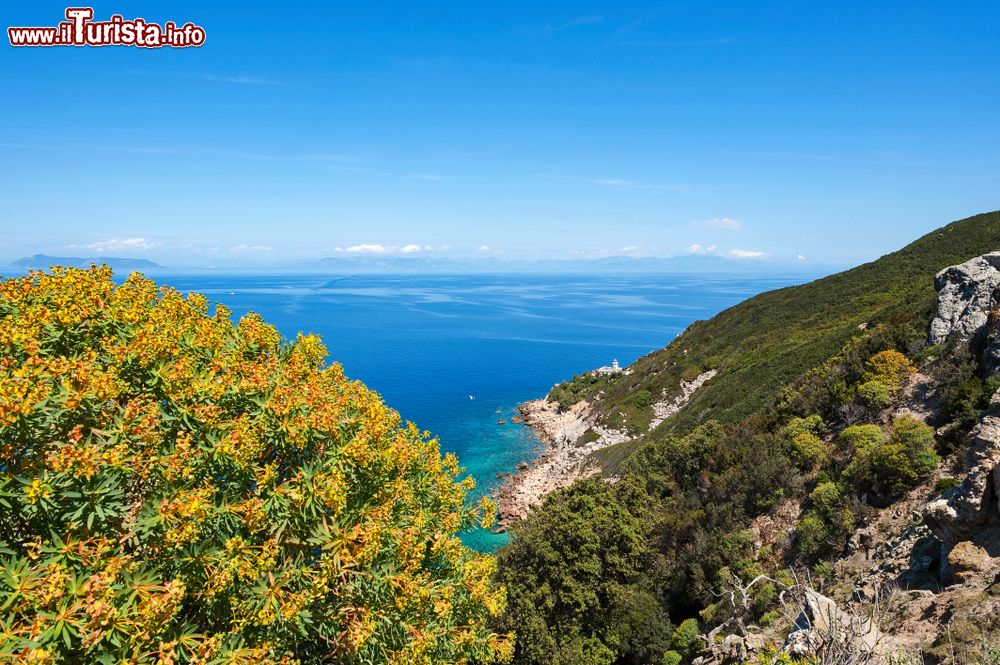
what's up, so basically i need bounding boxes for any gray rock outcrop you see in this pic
[788,588,883,655]
[924,391,1000,547]
[928,252,1000,345]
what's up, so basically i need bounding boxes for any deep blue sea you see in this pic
[128,273,815,550]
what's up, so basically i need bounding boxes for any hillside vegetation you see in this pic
[499,211,1000,664]
[557,211,1000,439]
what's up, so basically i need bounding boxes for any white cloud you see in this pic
[694,217,743,230]
[338,243,426,255]
[728,249,766,259]
[478,245,491,252]
[82,238,158,252]
[343,244,389,254]
[686,244,765,259]
[229,244,274,253]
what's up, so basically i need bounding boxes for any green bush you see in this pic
[670,618,701,658]
[784,415,828,468]
[837,424,885,455]
[985,375,1000,401]
[758,610,783,627]
[795,512,831,560]
[578,428,601,446]
[856,379,894,407]
[497,479,662,665]
[789,432,828,467]
[845,417,939,502]
[662,649,684,665]
[810,481,844,516]
[893,415,941,470]
[795,481,856,561]
[812,561,834,581]
[629,389,656,408]
[935,477,959,493]
[784,415,824,438]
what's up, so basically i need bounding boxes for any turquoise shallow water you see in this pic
[130,272,813,550]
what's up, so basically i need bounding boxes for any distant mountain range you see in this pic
[307,253,816,274]
[3,252,827,275]
[9,254,163,270]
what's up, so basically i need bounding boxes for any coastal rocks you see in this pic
[650,369,717,430]
[928,252,1000,345]
[493,398,616,528]
[495,370,716,528]
[923,390,1000,548]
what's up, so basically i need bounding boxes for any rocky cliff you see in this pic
[928,251,1000,376]
[924,252,1000,555]
[924,392,1000,550]
[699,251,1000,664]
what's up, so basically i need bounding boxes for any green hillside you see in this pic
[498,211,1000,664]
[562,210,1000,438]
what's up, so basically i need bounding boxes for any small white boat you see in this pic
[468,395,476,400]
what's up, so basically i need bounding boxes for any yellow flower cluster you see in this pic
[0,266,510,663]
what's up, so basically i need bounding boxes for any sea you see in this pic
[14,270,819,550]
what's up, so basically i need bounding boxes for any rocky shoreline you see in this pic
[493,369,717,531]
[493,398,627,530]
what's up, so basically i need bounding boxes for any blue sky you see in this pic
[2,1,999,267]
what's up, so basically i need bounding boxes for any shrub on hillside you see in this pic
[836,424,885,455]
[855,349,915,407]
[795,481,856,560]
[0,267,510,664]
[783,415,828,468]
[855,379,895,407]
[496,478,667,665]
[794,511,830,561]
[844,416,939,503]
[864,349,916,386]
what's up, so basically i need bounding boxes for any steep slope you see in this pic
[560,211,1000,440]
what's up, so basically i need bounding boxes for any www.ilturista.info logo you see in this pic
[8,8,205,48]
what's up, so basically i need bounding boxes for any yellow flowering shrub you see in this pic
[0,266,511,664]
